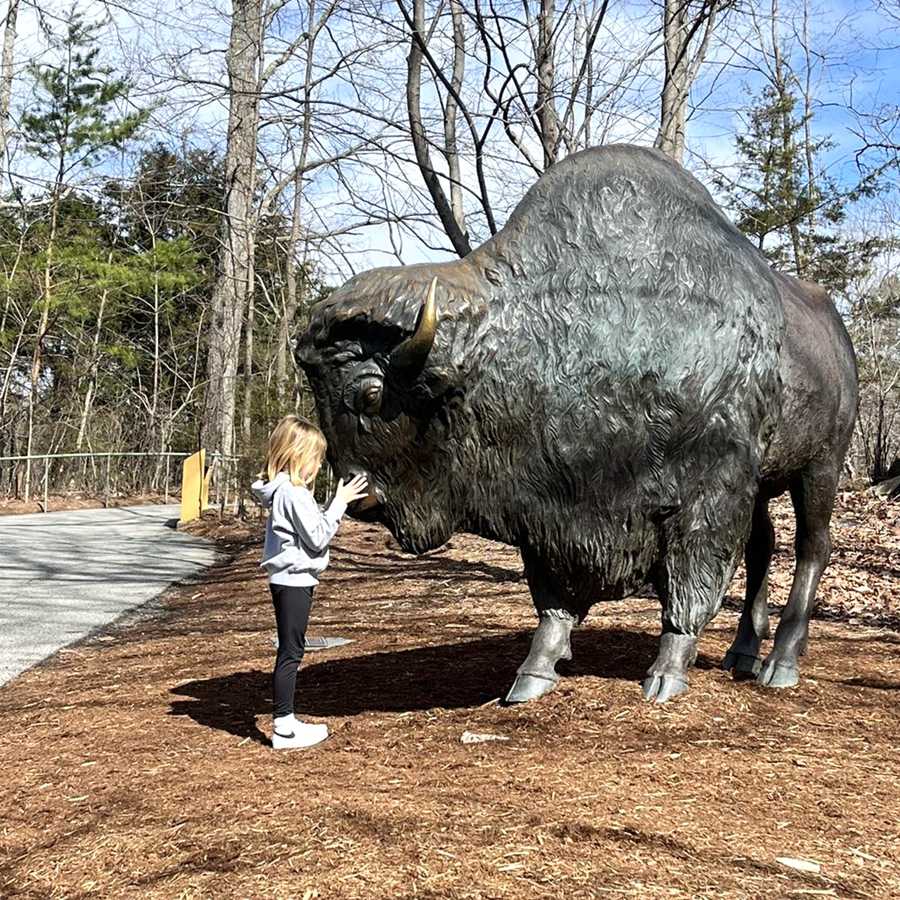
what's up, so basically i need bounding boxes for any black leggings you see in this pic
[270,583,313,718]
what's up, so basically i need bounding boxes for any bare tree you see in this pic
[254,1,377,417]
[534,0,560,168]
[393,0,641,255]
[849,2,899,183]
[445,0,466,233]
[202,0,264,459]
[274,173,304,407]
[654,0,723,165]
[850,268,900,482]
[0,0,19,167]
[404,0,472,255]
[74,251,114,451]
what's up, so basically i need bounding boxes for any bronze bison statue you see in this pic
[297,144,857,704]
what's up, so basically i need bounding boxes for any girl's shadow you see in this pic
[170,669,272,744]
[168,627,714,740]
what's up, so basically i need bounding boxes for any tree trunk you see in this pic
[202,0,264,459]
[276,173,303,408]
[275,4,318,409]
[770,0,804,274]
[654,0,720,165]
[536,0,559,168]
[151,263,161,443]
[578,1,593,150]
[800,0,816,271]
[406,0,471,257]
[0,0,19,165]
[656,0,688,163]
[0,223,28,427]
[75,278,110,450]
[445,0,466,233]
[241,284,254,447]
[26,179,62,501]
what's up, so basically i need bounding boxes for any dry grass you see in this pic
[1,494,898,899]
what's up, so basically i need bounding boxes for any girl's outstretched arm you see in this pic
[285,487,346,552]
[285,475,368,552]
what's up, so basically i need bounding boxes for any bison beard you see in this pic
[297,144,856,705]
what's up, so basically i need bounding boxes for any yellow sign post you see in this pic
[179,450,211,524]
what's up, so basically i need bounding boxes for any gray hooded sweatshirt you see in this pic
[250,472,348,586]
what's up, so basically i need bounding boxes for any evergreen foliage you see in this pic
[715,84,882,296]
[21,10,148,173]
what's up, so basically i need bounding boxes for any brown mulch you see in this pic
[732,491,900,628]
[0,493,174,516]
[0,494,898,899]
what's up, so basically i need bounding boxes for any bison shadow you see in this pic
[169,626,719,740]
[328,543,525,586]
[835,676,900,691]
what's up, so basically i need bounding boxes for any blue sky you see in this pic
[686,0,899,188]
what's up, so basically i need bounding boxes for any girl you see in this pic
[251,415,368,749]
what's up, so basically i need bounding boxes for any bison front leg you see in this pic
[505,552,585,704]
[643,630,699,703]
[506,610,577,703]
[646,511,745,703]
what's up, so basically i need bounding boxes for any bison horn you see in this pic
[390,277,437,372]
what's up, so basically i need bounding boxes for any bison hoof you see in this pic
[722,650,762,681]
[641,673,689,704]
[757,657,799,689]
[504,673,557,704]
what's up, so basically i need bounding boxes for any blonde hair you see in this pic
[261,415,327,486]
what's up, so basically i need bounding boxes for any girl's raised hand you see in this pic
[336,473,369,504]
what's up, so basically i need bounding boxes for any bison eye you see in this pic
[354,377,383,416]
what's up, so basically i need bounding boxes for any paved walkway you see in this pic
[0,504,219,686]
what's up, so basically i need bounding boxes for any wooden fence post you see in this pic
[221,456,229,519]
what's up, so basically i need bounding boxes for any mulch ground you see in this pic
[0,493,898,899]
[0,493,174,516]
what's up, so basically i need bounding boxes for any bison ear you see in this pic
[389,277,437,374]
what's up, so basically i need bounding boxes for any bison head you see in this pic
[296,266,486,554]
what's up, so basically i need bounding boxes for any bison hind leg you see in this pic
[723,495,774,680]
[757,460,838,689]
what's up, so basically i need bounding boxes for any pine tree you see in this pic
[715,83,879,295]
[18,7,147,495]
[21,11,147,171]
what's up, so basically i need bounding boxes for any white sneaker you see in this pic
[271,715,329,750]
